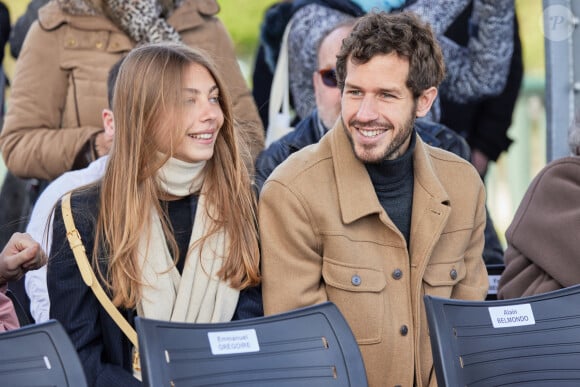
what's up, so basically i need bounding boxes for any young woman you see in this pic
[47,42,262,387]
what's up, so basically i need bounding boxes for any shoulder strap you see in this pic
[268,21,293,125]
[61,192,138,348]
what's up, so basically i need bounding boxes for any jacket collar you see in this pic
[284,109,326,152]
[39,1,120,32]
[408,129,452,259]
[330,121,387,225]
[167,0,219,31]
[330,121,450,225]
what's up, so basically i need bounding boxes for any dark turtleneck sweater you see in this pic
[165,195,197,274]
[365,132,416,246]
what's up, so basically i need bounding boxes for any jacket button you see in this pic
[450,268,458,280]
[351,274,361,286]
[400,325,408,336]
[392,269,402,280]
[96,41,103,49]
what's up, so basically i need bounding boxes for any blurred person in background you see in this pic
[439,0,523,177]
[24,57,124,324]
[498,116,580,299]
[254,0,514,128]
[0,232,47,332]
[0,0,264,183]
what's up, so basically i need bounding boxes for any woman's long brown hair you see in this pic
[95,42,260,308]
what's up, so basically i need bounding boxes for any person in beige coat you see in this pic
[259,12,488,387]
[1,0,263,181]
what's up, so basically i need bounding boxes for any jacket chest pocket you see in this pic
[422,259,466,298]
[60,27,132,128]
[322,258,386,344]
[62,25,132,53]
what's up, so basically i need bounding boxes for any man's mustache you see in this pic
[348,120,394,130]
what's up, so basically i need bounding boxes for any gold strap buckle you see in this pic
[133,348,141,372]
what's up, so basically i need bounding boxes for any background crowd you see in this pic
[0,1,572,387]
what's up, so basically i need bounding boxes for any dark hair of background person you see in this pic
[9,0,49,59]
[0,1,10,65]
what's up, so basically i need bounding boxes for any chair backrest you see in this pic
[136,302,368,387]
[424,284,580,386]
[0,319,87,387]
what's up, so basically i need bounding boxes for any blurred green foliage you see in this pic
[515,0,545,77]
[217,0,277,59]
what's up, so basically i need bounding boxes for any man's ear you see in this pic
[415,86,438,118]
[102,109,115,139]
[312,71,321,94]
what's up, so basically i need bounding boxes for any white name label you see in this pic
[488,304,536,328]
[208,329,260,355]
[488,275,501,295]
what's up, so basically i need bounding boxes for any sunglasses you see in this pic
[318,68,338,88]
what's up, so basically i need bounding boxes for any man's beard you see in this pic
[343,104,416,163]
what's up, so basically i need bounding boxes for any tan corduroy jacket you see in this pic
[260,122,489,387]
[1,0,263,180]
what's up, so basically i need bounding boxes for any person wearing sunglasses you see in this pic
[255,20,354,192]
[317,69,338,87]
[255,18,475,193]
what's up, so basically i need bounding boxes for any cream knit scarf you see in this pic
[137,157,239,323]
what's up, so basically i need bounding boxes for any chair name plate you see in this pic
[207,329,260,355]
[488,304,536,328]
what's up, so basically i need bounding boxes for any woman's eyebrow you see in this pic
[182,85,219,94]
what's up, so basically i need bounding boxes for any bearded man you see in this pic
[259,11,488,387]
